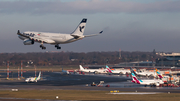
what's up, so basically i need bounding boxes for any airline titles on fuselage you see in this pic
[23,33,35,37]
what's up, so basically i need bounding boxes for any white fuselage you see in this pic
[25,72,41,83]
[139,79,164,85]
[81,68,107,74]
[25,77,38,82]
[18,31,84,45]
[135,71,155,77]
[111,69,130,74]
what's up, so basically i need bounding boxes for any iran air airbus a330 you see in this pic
[17,18,103,49]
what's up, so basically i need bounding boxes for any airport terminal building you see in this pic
[156,52,180,67]
[115,52,180,67]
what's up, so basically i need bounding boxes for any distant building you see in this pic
[156,52,180,67]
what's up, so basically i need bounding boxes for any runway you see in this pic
[0,71,180,93]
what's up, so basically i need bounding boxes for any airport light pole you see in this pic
[18,66,20,80]
[35,65,36,77]
[21,60,23,78]
[7,61,9,79]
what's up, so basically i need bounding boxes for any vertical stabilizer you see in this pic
[37,71,41,80]
[71,18,87,37]
[130,67,137,75]
[106,65,112,73]
[156,69,163,79]
[131,73,141,84]
[79,65,85,71]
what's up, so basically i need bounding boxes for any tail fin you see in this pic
[79,65,85,71]
[130,67,137,75]
[36,71,41,80]
[156,69,163,79]
[106,65,112,73]
[71,18,87,38]
[131,72,141,84]
[130,68,141,84]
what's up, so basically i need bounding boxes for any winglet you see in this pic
[17,30,21,35]
[99,31,103,34]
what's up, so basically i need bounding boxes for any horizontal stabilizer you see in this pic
[84,30,103,37]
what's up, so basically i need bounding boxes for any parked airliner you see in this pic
[132,68,155,77]
[17,18,103,49]
[131,72,164,87]
[25,71,41,83]
[106,65,130,74]
[79,65,107,74]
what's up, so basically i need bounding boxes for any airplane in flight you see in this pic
[17,18,103,49]
[25,71,41,83]
[79,65,107,74]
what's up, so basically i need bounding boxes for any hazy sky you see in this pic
[0,0,180,53]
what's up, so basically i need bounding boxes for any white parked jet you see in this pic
[17,18,103,49]
[106,65,130,75]
[25,71,41,83]
[79,65,107,74]
[133,68,155,77]
[131,72,164,87]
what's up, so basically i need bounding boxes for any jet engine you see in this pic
[23,39,34,45]
[155,83,160,87]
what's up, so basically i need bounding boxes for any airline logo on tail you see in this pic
[79,26,85,32]
[131,73,141,84]
[35,71,41,81]
[156,69,163,79]
[106,65,112,73]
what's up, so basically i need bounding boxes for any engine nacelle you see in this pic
[23,39,34,45]
[155,83,160,87]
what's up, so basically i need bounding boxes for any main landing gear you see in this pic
[55,44,61,49]
[39,43,61,50]
[40,44,46,50]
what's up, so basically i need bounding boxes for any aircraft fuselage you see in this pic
[19,31,84,45]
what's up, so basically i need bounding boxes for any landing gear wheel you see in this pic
[55,45,58,47]
[57,47,61,49]
[55,44,61,49]
[42,47,46,50]
[40,45,46,50]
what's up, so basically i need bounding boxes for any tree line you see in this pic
[0,51,159,66]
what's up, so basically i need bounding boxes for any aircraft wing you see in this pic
[84,31,103,37]
[17,30,55,44]
[17,30,30,38]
